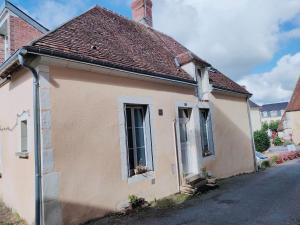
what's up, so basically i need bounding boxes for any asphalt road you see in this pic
[90,159,300,225]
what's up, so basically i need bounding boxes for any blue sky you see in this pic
[5,0,300,104]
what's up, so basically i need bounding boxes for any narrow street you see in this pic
[90,159,300,225]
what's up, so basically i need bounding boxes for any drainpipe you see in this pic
[246,97,258,172]
[18,49,42,225]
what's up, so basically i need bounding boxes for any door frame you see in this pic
[175,101,201,187]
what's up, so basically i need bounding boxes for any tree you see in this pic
[254,129,270,152]
[269,121,279,132]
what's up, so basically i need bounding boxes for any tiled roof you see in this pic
[249,100,260,108]
[260,102,288,112]
[286,77,300,112]
[26,6,248,94]
[208,69,250,95]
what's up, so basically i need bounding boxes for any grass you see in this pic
[0,201,27,225]
[151,193,190,209]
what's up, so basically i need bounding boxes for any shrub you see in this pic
[271,155,279,164]
[254,130,270,152]
[128,195,145,209]
[262,122,269,131]
[261,161,271,168]
[273,137,283,146]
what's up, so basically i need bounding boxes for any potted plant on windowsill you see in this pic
[134,165,148,175]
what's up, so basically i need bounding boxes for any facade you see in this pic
[0,1,255,224]
[279,77,300,144]
[249,100,262,132]
[260,102,288,124]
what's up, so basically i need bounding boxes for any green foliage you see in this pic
[128,195,145,209]
[254,129,270,152]
[271,155,279,164]
[261,160,271,168]
[152,194,189,209]
[269,121,279,132]
[262,122,269,131]
[273,137,283,146]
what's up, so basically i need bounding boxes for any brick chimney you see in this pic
[131,0,153,27]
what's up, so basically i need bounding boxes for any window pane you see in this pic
[135,127,145,148]
[200,110,209,155]
[128,148,135,170]
[179,123,188,143]
[127,128,133,149]
[126,108,132,127]
[21,120,28,152]
[134,108,144,127]
[137,147,146,166]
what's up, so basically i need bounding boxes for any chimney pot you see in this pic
[131,0,153,27]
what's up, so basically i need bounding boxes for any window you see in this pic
[262,111,268,118]
[270,111,277,117]
[124,104,153,177]
[21,120,28,153]
[4,35,9,60]
[199,109,214,157]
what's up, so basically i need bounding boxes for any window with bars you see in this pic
[124,104,153,177]
[199,109,215,157]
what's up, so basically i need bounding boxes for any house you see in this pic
[249,100,262,132]
[279,77,300,144]
[260,102,288,124]
[0,0,256,224]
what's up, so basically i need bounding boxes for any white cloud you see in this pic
[239,53,300,104]
[30,0,93,29]
[152,0,300,81]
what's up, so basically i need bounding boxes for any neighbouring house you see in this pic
[249,100,262,132]
[279,77,300,144]
[0,1,256,224]
[260,102,288,124]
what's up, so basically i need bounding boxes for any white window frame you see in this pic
[118,97,155,183]
[4,35,9,60]
[16,113,30,158]
[199,108,215,158]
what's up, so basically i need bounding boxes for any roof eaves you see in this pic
[24,46,197,86]
[212,85,252,97]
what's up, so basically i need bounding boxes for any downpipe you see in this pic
[18,49,42,225]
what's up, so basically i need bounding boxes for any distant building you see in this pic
[249,100,262,132]
[279,77,300,144]
[260,102,288,124]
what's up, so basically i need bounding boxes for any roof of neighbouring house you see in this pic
[1,0,48,33]
[260,102,288,112]
[21,6,250,95]
[249,100,260,108]
[286,77,300,112]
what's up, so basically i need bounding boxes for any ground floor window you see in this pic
[125,104,153,177]
[199,109,215,157]
[21,120,28,153]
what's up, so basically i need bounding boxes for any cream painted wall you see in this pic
[0,69,35,224]
[203,93,255,178]
[49,66,197,225]
[287,111,300,144]
[250,108,262,132]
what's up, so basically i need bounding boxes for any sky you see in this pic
[6,0,300,105]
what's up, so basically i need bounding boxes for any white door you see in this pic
[178,108,193,177]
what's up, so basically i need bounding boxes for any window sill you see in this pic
[202,155,216,161]
[128,171,155,184]
[16,152,29,159]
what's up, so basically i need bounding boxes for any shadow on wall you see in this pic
[50,67,194,96]
[202,93,255,178]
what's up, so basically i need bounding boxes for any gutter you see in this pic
[23,46,197,87]
[246,97,258,172]
[212,86,252,97]
[18,49,42,225]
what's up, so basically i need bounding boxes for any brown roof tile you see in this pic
[208,69,250,95]
[286,76,300,112]
[26,6,248,94]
